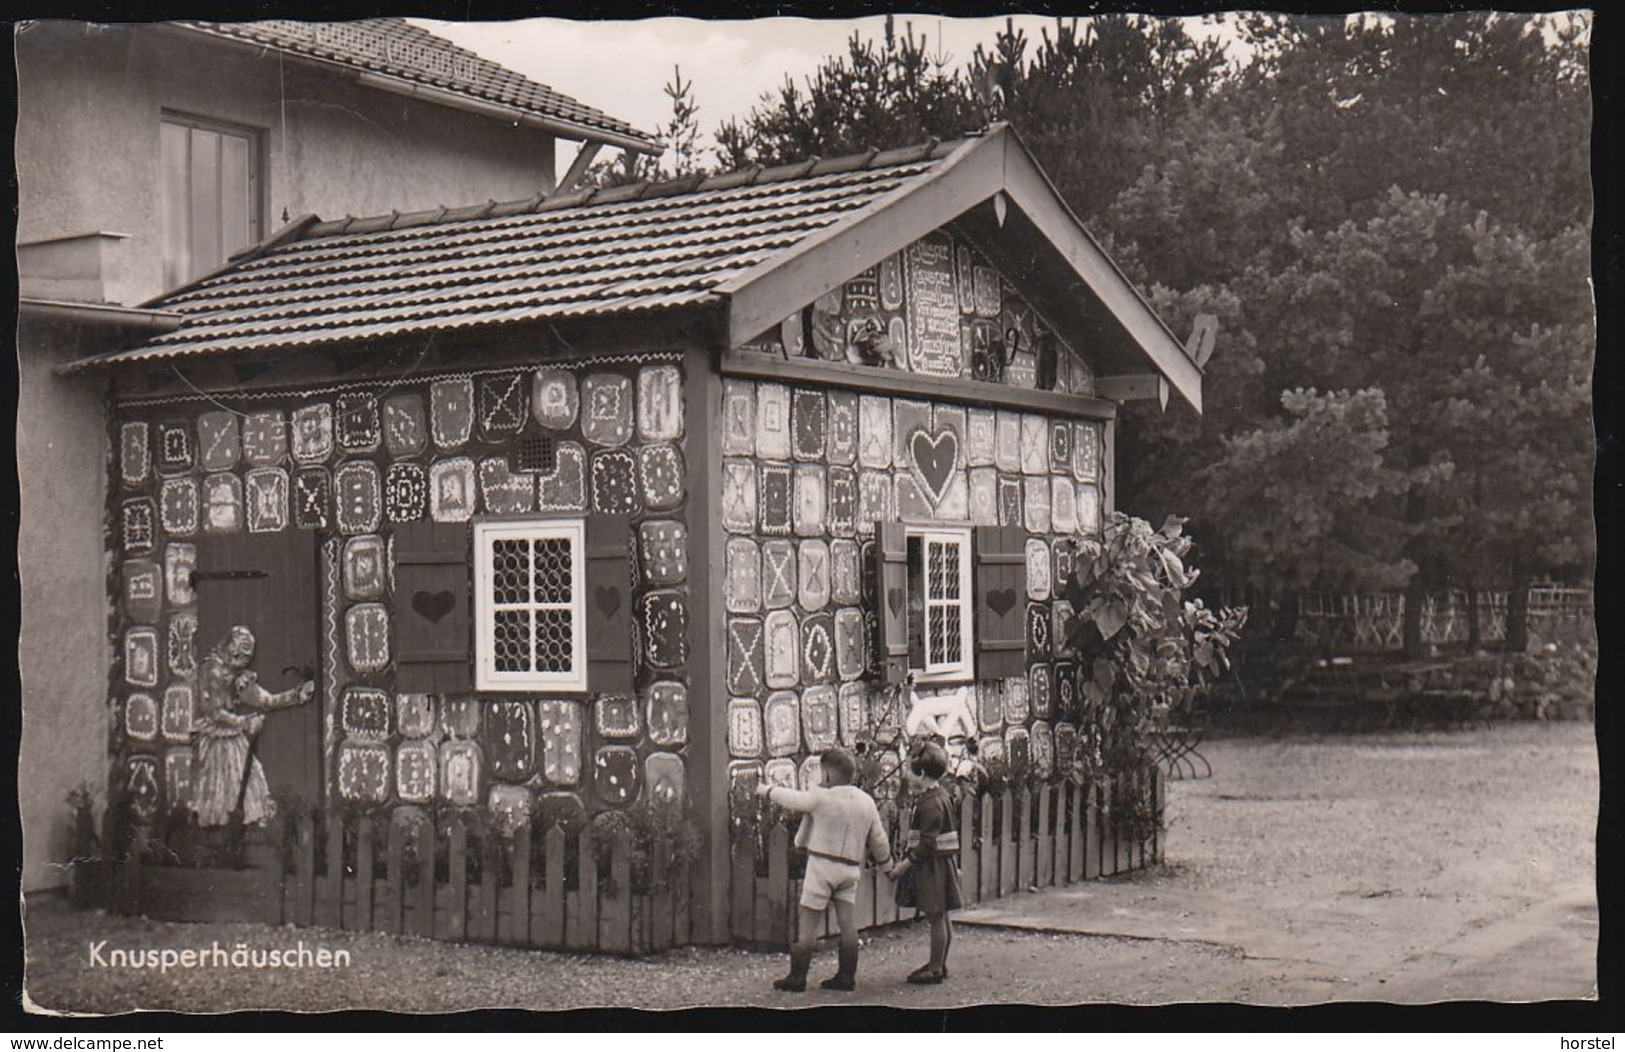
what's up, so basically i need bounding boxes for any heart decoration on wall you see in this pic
[886,586,905,620]
[987,587,1018,618]
[412,590,456,624]
[908,427,960,506]
[596,585,623,618]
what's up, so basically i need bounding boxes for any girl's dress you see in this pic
[906,784,964,913]
[192,648,305,827]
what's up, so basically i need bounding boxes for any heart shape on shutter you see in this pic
[595,585,623,618]
[909,427,960,506]
[886,586,904,620]
[987,587,1018,618]
[412,590,456,624]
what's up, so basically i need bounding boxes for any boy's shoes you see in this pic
[773,975,808,992]
[774,945,813,992]
[820,974,856,991]
[820,945,860,991]
[906,964,944,985]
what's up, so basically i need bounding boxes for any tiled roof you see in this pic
[97,139,964,368]
[178,19,658,150]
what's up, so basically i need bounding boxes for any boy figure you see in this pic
[756,747,891,992]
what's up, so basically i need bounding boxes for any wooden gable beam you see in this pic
[717,129,1007,350]
[1095,374,1170,410]
[996,133,1204,414]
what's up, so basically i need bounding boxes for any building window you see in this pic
[160,115,261,289]
[473,519,586,692]
[905,525,975,682]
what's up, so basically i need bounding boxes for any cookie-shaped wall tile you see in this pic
[1053,540,1076,593]
[537,700,583,786]
[197,410,240,472]
[763,758,798,789]
[1005,726,1031,772]
[385,462,428,523]
[798,754,824,791]
[1030,663,1053,720]
[202,473,243,533]
[1073,423,1101,483]
[245,468,289,533]
[800,611,835,684]
[1051,477,1077,536]
[1006,350,1037,388]
[479,457,536,516]
[1023,476,1052,534]
[1077,484,1102,536]
[120,422,150,487]
[164,747,194,811]
[488,784,533,835]
[978,735,1006,766]
[345,603,390,673]
[1054,661,1078,721]
[825,390,858,465]
[440,696,482,739]
[381,393,427,457]
[1030,720,1055,779]
[837,682,867,746]
[721,380,756,457]
[797,540,830,612]
[595,694,640,740]
[293,467,331,530]
[966,409,997,468]
[792,465,827,537]
[1049,419,1074,473]
[157,422,195,475]
[764,691,801,757]
[834,608,866,681]
[1019,415,1049,476]
[164,544,196,607]
[891,399,932,465]
[728,697,764,758]
[1026,538,1052,600]
[126,755,160,824]
[537,442,587,512]
[160,477,199,536]
[754,383,791,460]
[593,745,640,807]
[581,373,634,448]
[1026,601,1052,660]
[429,457,477,522]
[936,470,970,520]
[973,262,1002,317]
[430,378,475,450]
[1052,601,1077,659]
[758,464,792,537]
[532,369,579,431]
[763,609,800,690]
[335,392,381,453]
[969,466,999,527]
[1003,676,1030,725]
[439,739,484,806]
[826,466,857,538]
[791,388,826,461]
[242,411,287,467]
[724,537,761,614]
[726,617,765,696]
[829,540,860,605]
[397,693,436,739]
[396,739,438,802]
[125,692,158,742]
[988,411,1019,473]
[166,611,196,675]
[291,403,334,464]
[333,461,381,534]
[721,459,757,534]
[590,449,641,517]
[1054,723,1077,774]
[857,470,893,532]
[342,687,392,742]
[646,681,688,747]
[125,628,160,688]
[637,364,684,442]
[996,474,1023,529]
[638,520,688,587]
[342,534,387,600]
[122,559,162,625]
[894,475,933,523]
[483,699,537,782]
[858,395,893,469]
[640,589,688,671]
[338,743,391,802]
[477,372,529,441]
[977,680,1004,734]
[801,685,838,752]
[638,443,685,511]
[645,752,685,805]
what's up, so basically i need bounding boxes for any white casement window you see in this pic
[159,114,262,289]
[473,519,586,692]
[905,525,976,682]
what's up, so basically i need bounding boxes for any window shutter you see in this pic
[974,524,1028,680]
[393,521,472,694]
[875,521,910,685]
[584,514,633,693]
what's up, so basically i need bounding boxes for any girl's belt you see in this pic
[906,830,961,852]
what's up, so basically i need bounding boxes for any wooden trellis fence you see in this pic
[1294,588,1590,651]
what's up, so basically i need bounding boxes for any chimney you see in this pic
[18,231,134,304]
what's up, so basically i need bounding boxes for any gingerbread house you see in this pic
[67,122,1204,942]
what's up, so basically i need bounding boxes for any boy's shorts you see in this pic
[800,854,862,911]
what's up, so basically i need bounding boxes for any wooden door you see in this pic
[195,528,322,809]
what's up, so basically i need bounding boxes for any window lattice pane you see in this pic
[492,539,531,605]
[533,609,574,673]
[940,605,963,663]
[532,537,572,605]
[929,541,961,600]
[494,609,533,672]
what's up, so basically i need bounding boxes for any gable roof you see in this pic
[68,124,1202,412]
[175,19,658,154]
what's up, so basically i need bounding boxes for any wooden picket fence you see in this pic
[728,770,1164,947]
[100,810,693,955]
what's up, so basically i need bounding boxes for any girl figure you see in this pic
[192,626,315,828]
[890,740,964,984]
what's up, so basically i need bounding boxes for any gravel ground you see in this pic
[21,720,1600,1014]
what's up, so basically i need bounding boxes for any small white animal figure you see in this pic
[904,685,978,741]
